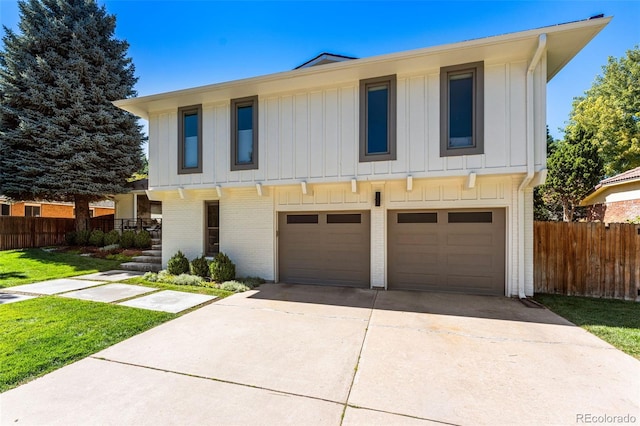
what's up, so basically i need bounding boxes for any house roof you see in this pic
[114,16,611,120]
[294,53,357,69]
[580,167,640,206]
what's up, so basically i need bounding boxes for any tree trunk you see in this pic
[562,199,573,222]
[74,195,91,232]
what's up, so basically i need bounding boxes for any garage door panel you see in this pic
[388,209,505,295]
[279,211,370,288]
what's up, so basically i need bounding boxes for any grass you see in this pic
[534,294,640,360]
[0,249,122,288]
[0,297,174,392]
[124,277,234,298]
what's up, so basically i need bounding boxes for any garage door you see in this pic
[278,211,370,288]
[388,209,505,295]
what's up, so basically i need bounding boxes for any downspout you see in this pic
[517,33,547,299]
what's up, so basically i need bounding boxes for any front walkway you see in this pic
[1,284,638,425]
[0,270,216,313]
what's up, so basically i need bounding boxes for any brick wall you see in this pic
[41,204,74,218]
[588,199,640,223]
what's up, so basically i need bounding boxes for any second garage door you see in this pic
[388,209,505,295]
[278,211,370,288]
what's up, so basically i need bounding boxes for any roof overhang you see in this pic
[115,16,611,120]
[580,177,640,206]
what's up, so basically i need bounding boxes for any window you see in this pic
[359,75,397,162]
[178,105,202,174]
[448,212,492,223]
[1,204,9,216]
[286,214,318,224]
[25,205,41,217]
[206,202,219,256]
[440,62,484,156]
[397,212,438,224]
[231,96,258,171]
[327,214,361,224]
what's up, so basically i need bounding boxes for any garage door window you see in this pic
[397,212,438,223]
[327,214,361,224]
[448,211,492,223]
[286,214,319,224]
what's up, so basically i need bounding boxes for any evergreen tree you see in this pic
[534,127,562,221]
[565,47,640,175]
[0,0,143,231]
[541,130,604,222]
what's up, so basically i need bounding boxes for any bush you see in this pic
[65,231,76,246]
[75,230,90,246]
[142,271,159,282]
[134,230,152,249]
[219,280,251,293]
[99,243,119,252]
[173,274,204,286]
[209,252,236,282]
[190,256,210,279]
[167,250,190,275]
[88,229,104,247]
[120,230,136,249]
[104,230,120,246]
[240,276,265,289]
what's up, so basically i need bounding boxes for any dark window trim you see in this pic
[440,62,484,157]
[178,104,203,174]
[230,95,259,171]
[359,75,397,162]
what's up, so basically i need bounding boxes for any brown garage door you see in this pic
[388,209,505,295]
[278,211,370,288]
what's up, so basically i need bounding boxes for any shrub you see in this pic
[75,230,90,246]
[65,231,76,246]
[167,250,190,275]
[219,280,251,293]
[99,243,119,252]
[209,252,236,282]
[88,229,104,247]
[173,274,204,286]
[190,256,210,279]
[104,230,120,246]
[134,230,152,249]
[142,271,158,282]
[240,276,265,289]
[120,230,136,249]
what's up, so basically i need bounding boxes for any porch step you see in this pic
[132,255,161,264]
[152,244,162,250]
[151,238,161,245]
[121,262,162,273]
[142,250,162,257]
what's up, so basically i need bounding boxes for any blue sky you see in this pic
[1,0,638,142]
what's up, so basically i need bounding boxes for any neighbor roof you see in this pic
[295,53,358,69]
[580,166,640,206]
[115,16,611,120]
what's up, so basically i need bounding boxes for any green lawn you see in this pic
[124,276,234,298]
[0,297,174,392]
[534,294,640,360]
[0,249,122,288]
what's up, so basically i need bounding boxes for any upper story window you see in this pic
[359,75,397,162]
[25,205,40,217]
[440,62,484,156]
[178,105,202,174]
[230,96,258,171]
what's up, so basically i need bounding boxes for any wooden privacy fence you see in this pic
[534,221,640,300]
[0,216,114,251]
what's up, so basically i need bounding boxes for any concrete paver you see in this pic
[60,284,156,303]
[0,358,343,426]
[73,270,145,282]
[5,278,106,295]
[0,292,36,305]
[1,284,638,426]
[117,290,216,313]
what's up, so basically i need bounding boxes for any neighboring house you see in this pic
[115,17,609,297]
[113,178,163,231]
[0,196,114,218]
[581,166,640,223]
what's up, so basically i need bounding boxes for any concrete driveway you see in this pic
[2,284,639,425]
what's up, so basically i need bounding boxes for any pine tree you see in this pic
[0,0,143,231]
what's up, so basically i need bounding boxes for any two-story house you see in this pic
[115,17,609,297]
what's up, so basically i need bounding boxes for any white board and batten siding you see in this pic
[148,58,546,191]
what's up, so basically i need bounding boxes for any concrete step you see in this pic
[151,238,161,245]
[121,262,162,273]
[132,255,161,264]
[152,244,162,250]
[142,250,162,256]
